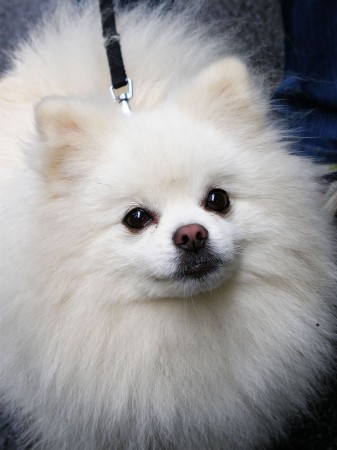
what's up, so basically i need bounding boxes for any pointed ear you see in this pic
[181,57,265,125]
[36,97,87,144]
[35,97,108,182]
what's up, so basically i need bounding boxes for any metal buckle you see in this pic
[109,78,133,114]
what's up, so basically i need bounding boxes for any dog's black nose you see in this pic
[173,224,208,252]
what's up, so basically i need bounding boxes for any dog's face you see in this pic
[34,58,288,303]
[91,110,241,299]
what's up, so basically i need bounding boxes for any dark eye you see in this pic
[204,189,230,213]
[123,208,153,230]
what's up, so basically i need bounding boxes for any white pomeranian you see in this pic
[0,1,335,449]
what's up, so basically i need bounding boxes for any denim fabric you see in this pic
[273,0,337,163]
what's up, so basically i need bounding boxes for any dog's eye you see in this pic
[123,208,153,230]
[204,189,230,214]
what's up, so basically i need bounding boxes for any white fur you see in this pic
[0,2,336,449]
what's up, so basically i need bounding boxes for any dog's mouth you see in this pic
[173,254,224,281]
[177,263,219,279]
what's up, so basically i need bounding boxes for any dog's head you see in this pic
[33,57,307,303]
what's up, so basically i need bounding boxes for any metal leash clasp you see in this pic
[109,78,133,114]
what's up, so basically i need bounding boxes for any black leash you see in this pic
[99,0,133,113]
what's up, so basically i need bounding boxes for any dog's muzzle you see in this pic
[172,223,223,280]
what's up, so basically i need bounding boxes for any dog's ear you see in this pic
[36,97,87,144]
[35,97,109,182]
[181,57,265,125]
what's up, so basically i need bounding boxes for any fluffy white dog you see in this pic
[0,2,336,449]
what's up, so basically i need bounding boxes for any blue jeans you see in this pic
[273,0,337,164]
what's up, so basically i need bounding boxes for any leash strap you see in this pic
[99,0,133,112]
